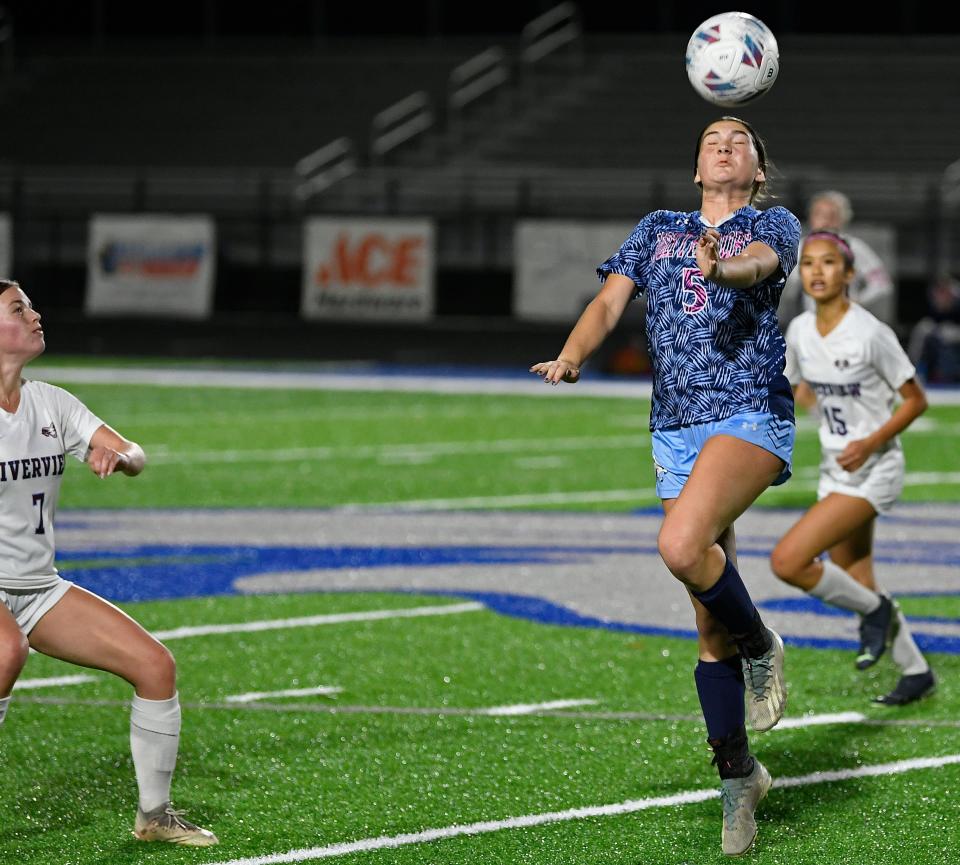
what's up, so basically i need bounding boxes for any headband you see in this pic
[804,231,855,266]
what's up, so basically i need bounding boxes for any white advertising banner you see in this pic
[86,215,216,319]
[302,218,434,321]
[515,220,635,322]
[0,214,10,278]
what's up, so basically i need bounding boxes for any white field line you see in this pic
[337,467,960,511]
[144,434,649,465]
[477,699,598,716]
[774,711,865,729]
[152,602,484,641]
[33,365,960,405]
[225,686,343,704]
[34,366,655,398]
[211,753,960,865]
[13,674,96,691]
[339,488,660,511]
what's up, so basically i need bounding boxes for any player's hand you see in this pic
[836,438,874,472]
[529,358,581,385]
[695,228,722,281]
[87,446,129,479]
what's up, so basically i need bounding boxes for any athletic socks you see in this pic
[130,693,182,813]
[810,560,882,615]
[693,557,772,658]
[707,727,755,780]
[0,695,9,725]
[811,563,929,675]
[697,657,753,779]
[695,657,746,738]
[890,606,931,676]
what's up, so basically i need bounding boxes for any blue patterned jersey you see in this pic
[598,205,800,431]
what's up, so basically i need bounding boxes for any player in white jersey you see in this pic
[771,234,935,706]
[0,279,217,846]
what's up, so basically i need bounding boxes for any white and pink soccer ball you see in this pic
[685,12,779,107]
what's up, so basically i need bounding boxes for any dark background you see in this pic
[1,1,958,367]
[5,1,960,38]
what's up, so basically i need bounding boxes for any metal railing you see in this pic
[520,2,582,66]
[370,91,434,165]
[1,161,956,283]
[447,47,511,142]
[294,137,357,202]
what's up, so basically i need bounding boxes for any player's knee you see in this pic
[0,630,30,685]
[770,544,803,585]
[138,641,177,692]
[658,528,705,580]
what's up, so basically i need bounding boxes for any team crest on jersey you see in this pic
[680,267,708,314]
[834,358,851,370]
[41,422,58,438]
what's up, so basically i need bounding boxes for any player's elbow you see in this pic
[124,444,147,476]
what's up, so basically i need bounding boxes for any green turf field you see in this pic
[1,365,958,864]
[37,380,960,511]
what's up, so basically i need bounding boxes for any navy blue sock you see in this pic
[693,557,771,657]
[695,656,746,740]
[696,657,753,779]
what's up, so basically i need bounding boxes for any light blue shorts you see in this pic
[651,411,795,500]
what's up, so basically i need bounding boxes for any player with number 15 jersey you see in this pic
[784,288,915,510]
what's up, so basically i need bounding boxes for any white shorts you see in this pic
[0,579,73,635]
[817,447,905,515]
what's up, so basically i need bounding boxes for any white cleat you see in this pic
[720,759,773,856]
[742,629,786,732]
[133,802,219,847]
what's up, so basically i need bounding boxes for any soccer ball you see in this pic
[685,12,779,107]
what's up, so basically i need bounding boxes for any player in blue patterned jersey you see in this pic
[531,117,800,856]
[0,279,217,846]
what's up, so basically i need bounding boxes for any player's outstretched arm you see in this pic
[86,423,147,479]
[530,274,636,385]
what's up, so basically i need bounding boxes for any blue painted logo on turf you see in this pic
[56,542,960,655]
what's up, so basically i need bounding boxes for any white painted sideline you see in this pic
[35,365,652,398]
[152,602,484,641]
[225,686,343,704]
[210,753,960,864]
[13,674,96,691]
[32,365,960,405]
[479,699,598,716]
[145,434,650,466]
[335,463,960,509]
[340,488,660,511]
[774,711,865,729]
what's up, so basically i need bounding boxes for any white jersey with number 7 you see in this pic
[0,380,103,590]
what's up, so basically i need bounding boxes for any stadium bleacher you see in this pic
[1,14,959,358]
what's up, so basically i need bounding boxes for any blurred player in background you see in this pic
[0,279,218,846]
[771,232,935,705]
[531,117,800,856]
[779,190,896,328]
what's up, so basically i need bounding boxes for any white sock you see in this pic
[0,695,10,725]
[130,692,181,813]
[809,560,882,615]
[890,607,930,676]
